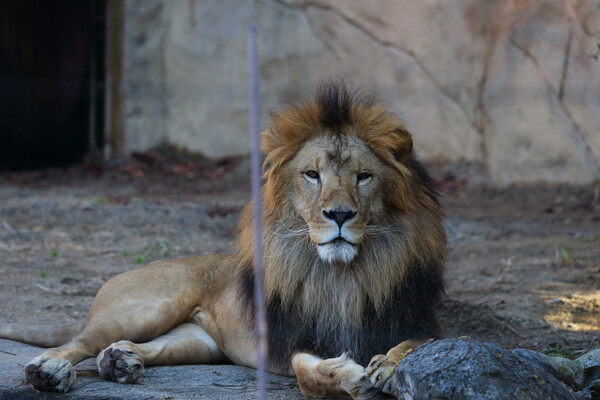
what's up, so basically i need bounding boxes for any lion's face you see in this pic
[290,134,388,264]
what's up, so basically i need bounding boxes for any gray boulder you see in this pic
[388,339,599,400]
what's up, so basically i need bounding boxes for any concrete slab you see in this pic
[0,339,302,400]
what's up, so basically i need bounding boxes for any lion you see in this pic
[0,82,446,399]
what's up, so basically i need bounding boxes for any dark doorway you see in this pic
[0,0,105,171]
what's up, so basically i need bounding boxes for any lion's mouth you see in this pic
[316,236,358,263]
[319,237,356,247]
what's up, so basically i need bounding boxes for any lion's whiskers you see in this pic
[364,223,403,235]
[265,231,310,259]
[270,228,309,238]
[273,221,310,236]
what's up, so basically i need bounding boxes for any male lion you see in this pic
[2,82,446,399]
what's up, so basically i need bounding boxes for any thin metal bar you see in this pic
[247,22,268,400]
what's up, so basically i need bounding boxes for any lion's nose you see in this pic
[322,209,357,228]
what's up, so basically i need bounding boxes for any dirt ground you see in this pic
[1,154,599,358]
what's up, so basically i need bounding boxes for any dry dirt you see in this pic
[1,156,599,359]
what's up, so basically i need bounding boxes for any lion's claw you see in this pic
[348,374,395,400]
[366,354,397,395]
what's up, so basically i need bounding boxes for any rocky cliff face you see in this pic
[121,0,600,185]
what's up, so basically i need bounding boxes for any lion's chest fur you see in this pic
[238,259,444,372]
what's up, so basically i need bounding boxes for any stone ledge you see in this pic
[0,339,302,400]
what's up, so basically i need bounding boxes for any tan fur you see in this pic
[3,84,446,399]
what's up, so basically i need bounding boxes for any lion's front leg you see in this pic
[366,339,432,395]
[291,352,391,399]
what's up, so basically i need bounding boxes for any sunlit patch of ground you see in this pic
[543,291,600,332]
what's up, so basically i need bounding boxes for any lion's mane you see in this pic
[237,82,446,371]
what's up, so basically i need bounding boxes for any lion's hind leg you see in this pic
[24,260,208,392]
[23,304,187,392]
[97,322,226,384]
[291,352,391,399]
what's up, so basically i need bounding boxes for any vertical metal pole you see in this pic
[248,22,267,400]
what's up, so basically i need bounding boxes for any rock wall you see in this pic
[121,0,600,185]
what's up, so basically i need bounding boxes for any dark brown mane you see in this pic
[314,81,376,131]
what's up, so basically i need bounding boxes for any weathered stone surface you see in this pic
[120,0,600,184]
[391,339,583,400]
[280,0,486,163]
[0,339,301,400]
[482,0,600,184]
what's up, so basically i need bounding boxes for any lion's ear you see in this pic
[260,129,276,155]
[391,127,413,162]
[260,128,290,172]
[260,129,275,171]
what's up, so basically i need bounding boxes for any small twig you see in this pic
[0,220,15,232]
[0,349,17,356]
[497,256,515,282]
[34,283,60,294]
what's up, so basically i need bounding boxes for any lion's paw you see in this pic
[97,341,144,384]
[316,353,391,400]
[366,354,396,395]
[24,356,75,392]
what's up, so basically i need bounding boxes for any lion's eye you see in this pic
[305,170,320,181]
[357,172,372,183]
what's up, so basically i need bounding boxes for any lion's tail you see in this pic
[0,321,85,347]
